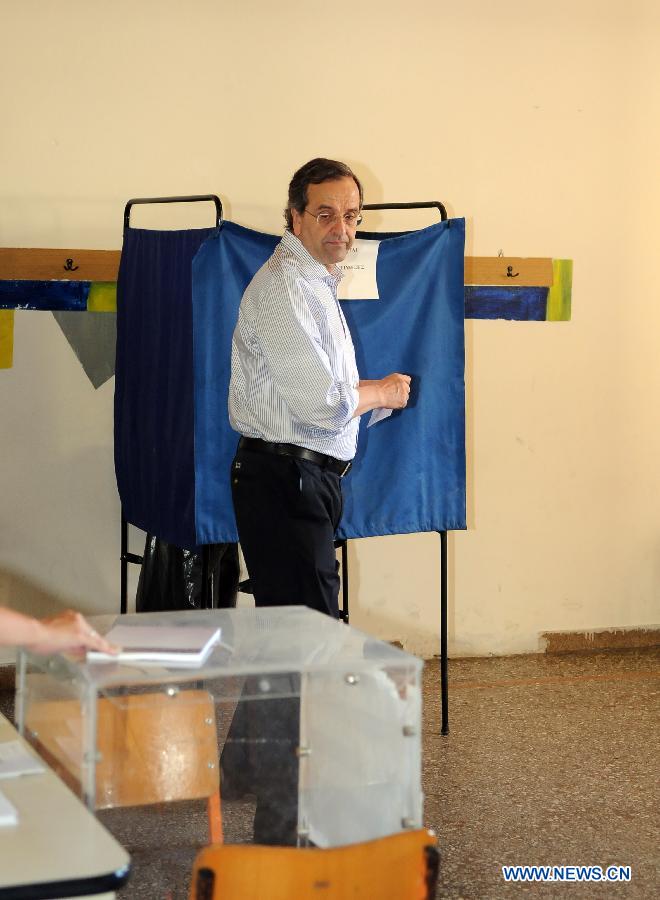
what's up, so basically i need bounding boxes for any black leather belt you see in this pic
[238,436,352,477]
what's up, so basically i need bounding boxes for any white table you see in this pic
[0,712,129,900]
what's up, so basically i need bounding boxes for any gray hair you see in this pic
[285,158,363,230]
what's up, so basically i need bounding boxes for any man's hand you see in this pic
[378,373,411,410]
[354,374,412,417]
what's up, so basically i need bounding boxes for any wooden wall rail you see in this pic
[1,248,554,287]
[464,257,553,287]
[0,249,121,282]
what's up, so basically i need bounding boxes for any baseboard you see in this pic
[540,626,660,654]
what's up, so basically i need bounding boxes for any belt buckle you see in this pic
[340,461,352,477]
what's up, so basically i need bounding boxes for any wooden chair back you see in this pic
[189,829,439,900]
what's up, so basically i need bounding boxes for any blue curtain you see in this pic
[192,219,466,543]
[338,222,466,538]
[115,226,216,549]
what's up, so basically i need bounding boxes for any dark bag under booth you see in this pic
[135,536,239,612]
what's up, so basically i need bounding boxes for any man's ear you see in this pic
[291,209,303,237]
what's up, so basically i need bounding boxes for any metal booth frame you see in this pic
[118,196,452,734]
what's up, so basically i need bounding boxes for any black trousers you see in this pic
[231,447,344,617]
[222,445,344,844]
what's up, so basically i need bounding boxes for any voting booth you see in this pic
[115,202,465,730]
[16,606,423,847]
[115,217,466,548]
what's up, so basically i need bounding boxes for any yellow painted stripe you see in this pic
[546,259,573,321]
[0,309,15,368]
[87,282,117,312]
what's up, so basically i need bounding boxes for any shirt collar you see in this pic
[280,230,343,283]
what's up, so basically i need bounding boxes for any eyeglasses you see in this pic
[304,209,363,228]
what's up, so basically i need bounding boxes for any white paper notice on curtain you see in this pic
[337,239,380,300]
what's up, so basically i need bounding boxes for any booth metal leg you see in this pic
[201,545,212,609]
[440,530,449,735]
[119,511,144,614]
[340,540,349,623]
[120,515,128,615]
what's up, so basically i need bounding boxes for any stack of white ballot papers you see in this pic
[87,624,221,668]
[0,790,18,826]
[0,740,46,779]
[0,740,46,826]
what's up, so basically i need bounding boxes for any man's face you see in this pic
[291,176,361,271]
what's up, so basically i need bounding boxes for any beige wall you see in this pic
[1,0,658,656]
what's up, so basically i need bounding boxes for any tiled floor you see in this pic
[2,648,658,898]
[422,650,659,898]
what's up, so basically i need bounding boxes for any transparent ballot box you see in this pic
[16,606,423,847]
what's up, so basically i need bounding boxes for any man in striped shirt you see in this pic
[229,158,410,619]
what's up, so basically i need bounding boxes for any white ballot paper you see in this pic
[337,239,380,300]
[368,407,393,428]
[0,740,46,779]
[87,624,221,668]
[0,789,18,826]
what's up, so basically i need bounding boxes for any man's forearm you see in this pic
[353,373,412,418]
[354,381,385,417]
[0,608,45,647]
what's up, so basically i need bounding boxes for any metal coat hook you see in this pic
[506,265,519,278]
[63,258,79,272]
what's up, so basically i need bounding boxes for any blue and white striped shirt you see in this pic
[228,230,360,461]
